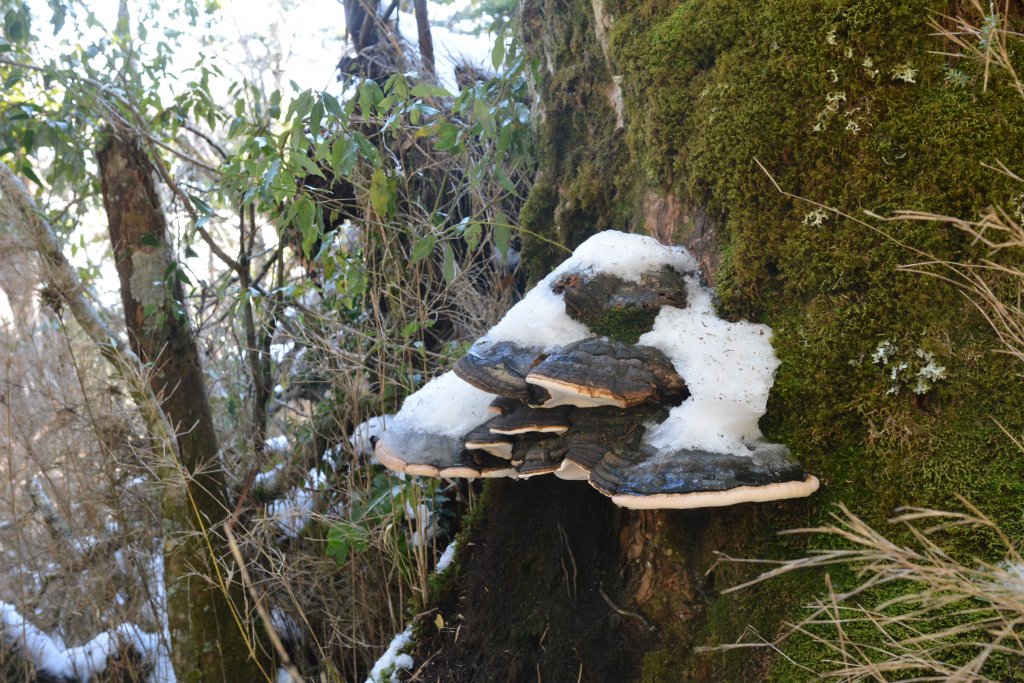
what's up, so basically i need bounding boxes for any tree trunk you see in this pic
[413,0,435,77]
[415,0,1024,680]
[98,132,268,681]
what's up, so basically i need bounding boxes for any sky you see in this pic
[48,0,494,93]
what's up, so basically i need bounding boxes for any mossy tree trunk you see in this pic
[417,1,1024,681]
[98,133,268,681]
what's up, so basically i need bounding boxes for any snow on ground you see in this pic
[365,626,415,683]
[365,540,457,683]
[0,602,174,683]
[268,468,329,538]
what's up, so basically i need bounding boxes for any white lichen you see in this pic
[871,341,947,396]
[913,348,947,395]
[803,209,829,226]
[891,63,918,83]
[871,340,897,365]
[825,91,847,111]
[862,57,878,78]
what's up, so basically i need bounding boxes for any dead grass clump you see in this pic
[711,501,1024,681]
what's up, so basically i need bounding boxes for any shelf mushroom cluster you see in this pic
[374,231,819,509]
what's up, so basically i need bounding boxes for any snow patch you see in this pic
[436,540,457,574]
[365,541,458,682]
[365,626,414,683]
[639,282,779,455]
[265,435,290,453]
[268,468,329,538]
[390,372,492,438]
[0,603,173,683]
[350,415,392,460]
[482,231,697,351]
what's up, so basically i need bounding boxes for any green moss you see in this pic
[433,0,1024,679]
[518,0,638,283]
[589,305,659,343]
[602,0,1024,679]
[411,483,495,620]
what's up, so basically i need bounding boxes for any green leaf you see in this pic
[20,127,34,152]
[491,36,505,71]
[322,92,343,118]
[369,168,394,218]
[464,222,482,251]
[410,82,451,99]
[140,234,161,247]
[386,73,409,98]
[19,161,42,186]
[294,196,318,258]
[495,165,516,193]
[262,158,282,190]
[47,0,66,33]
[358,80,384,116]
[493,213,511,259]
[292,152,325,179]
[326,525,352,564]
[4,9,28,43]
[329,136,349,177]
[345,266,367,299]
[442,241,457,285]
[314,230,336,261]
[287,88,314,122]
[190,194,214,215]
[401,320,421,339]
[309,99,324,136]
[410,234,436,264]
[3,68,22,89]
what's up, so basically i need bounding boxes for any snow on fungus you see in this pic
[374,231,819,509]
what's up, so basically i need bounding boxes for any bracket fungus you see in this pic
[374,231,820,509]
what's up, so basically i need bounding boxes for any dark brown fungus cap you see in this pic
[552,265,689,332]
[375,427,518,479]
[513,435,571,478]
[463,420,515,459]
[588,443,820,510]
[488,404,572,436]
[526,337,687,408]
[487,396,523,415]
[453,341,543,402]
[375,429,457,477]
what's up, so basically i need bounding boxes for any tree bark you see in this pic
[413,0,435,77]
[98,132,268,681]
[415,0,1024,680]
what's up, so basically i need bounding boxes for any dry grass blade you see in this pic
[708,502,1024,681]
